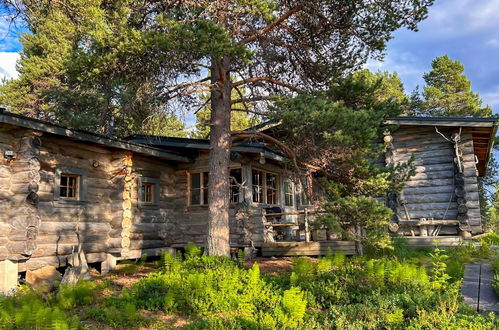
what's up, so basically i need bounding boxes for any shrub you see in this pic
[0,288,79,329]
[56,281,96,310]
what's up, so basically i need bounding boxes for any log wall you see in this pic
[391,126,482,234]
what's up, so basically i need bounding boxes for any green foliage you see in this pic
[411,55,492,117]
[429,248,451,290]
[84,299,149,328]
[56,281,96,310]
[0,288,79,329]
[271,70,416,251]
[184,242,203,259]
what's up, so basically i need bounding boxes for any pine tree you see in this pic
[3,0,434,256]
[412,55,492,117]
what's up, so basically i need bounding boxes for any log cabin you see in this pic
[0,110,496,293]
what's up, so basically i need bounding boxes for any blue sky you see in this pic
[1,0,499,114]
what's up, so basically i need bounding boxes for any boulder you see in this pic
[26,266,62,292]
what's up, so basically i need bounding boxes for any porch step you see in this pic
[402,236,463,247]
[261,241,356,257]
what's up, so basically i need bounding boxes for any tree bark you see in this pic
[205,57,232,256]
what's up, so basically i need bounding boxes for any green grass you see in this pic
[2,240,498,329]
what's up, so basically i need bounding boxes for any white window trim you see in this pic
[251,168,280,205]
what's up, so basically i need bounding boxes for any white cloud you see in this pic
[416,0,499,39]
[0,51,19,80]
[481,86,499,112]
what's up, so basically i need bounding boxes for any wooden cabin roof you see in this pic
[125,134,287,162]
[0,111,191,162]
[386,116,498,177]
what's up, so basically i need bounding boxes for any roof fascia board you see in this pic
[0,113,191,162]
[385,119,496,128]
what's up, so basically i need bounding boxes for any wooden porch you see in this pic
[261,241,356,257]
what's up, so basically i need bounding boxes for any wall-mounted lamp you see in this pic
[383,131,393,143]
[92,160,100,168]
[4,150,15,161]
[259,152,266,165]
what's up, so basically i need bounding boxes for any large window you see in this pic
[252,169,279,204]
[284,180,294,206]
[54,167,87,204]
[189,169,243,205]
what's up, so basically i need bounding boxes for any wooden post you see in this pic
[304,209,310,242]
[101,253,117,275]
[0,260,18,295]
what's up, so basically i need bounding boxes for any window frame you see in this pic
[187,168,244,206]
[251,168,280,205]
[54,167,87,205]
[229,167,243,204]
[188,171,209,206]
[138,177,160,210]
[284,179,294,207]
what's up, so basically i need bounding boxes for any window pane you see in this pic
[60,187,67,197]
[191,189,201,205]
[266,173,277,189]
[203,172,209,187]
[252,170,263,203]
[284,181,293,206]
[191,173,200,189]
[203,187,208,205]
[60,175,67,186]
[230,168,242,203]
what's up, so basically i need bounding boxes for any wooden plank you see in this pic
[461,264,480,311]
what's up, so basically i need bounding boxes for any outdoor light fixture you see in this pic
[259,152,266,164]
[383,132,393,143]
[4,150,15,161]
[92,160,100,168]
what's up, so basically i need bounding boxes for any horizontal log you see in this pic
[405,202,457,211]
[129,239,168,250]
[398,209,458,220]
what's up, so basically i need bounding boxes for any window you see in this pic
[298,177,310,206]
[138,177,160,209]
[190,172,209,205]
[230,168,242,203]
[284,180,294,206]
[54,167,87,204]
[140,183,154,204]
[189,169,242,205]
[60,174,80,199]
[252,169,279,204]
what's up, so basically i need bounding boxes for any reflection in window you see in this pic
[190,172,209,205]
[60,174,79,200]
[284,180,293,206]
[230,168,242,203]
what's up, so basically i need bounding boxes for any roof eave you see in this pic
[0,113,191,163]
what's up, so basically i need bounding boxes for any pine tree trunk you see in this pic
[205,57,231,256]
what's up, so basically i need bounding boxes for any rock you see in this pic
[26,266,62,292]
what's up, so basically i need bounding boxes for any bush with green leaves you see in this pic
[0,288,79,329]
[131,252,308,328]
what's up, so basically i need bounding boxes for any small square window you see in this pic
[54,167,87,204]
[60,174,80,199]
[141,182,155,204]
[138,177,160,209]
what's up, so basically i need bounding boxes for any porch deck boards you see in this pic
[261,241,356,257]
[402,236,463,247]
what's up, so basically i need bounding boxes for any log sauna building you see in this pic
[0,111,496,292]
